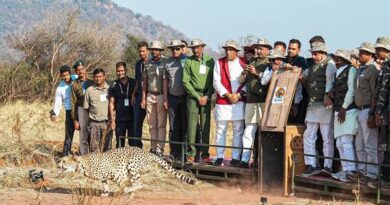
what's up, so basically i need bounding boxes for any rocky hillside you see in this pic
[0,0,187,42]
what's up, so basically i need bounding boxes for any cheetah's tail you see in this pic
[150,153,197,185]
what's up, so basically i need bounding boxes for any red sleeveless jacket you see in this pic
[216,57,246,105]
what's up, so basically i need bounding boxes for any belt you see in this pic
[169,93,187,98]
[356,104,371,110]
[194,88,206,92]
[148,91,163,95]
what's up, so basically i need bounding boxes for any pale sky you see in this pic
[114,0,390,55]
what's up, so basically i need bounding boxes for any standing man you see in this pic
[131,41,149,148]
[182,39,215,164]
[239,38,272,168]
[301,42,336,176]
[372,36,390,187]
[83,68,111,153]
[141,41,168,157]
[164,40,188,161]
[274,41,287,56]
[181,40,189,56]
[71,61,94,155]
[213,40,246,167]
[109,62,135,148]
[285,39,308,124]
[329,49,358,182]
[50,65,75,156]
[349,42,379,183]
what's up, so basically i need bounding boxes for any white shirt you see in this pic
[213,57,246,121]
[53,80,73,116]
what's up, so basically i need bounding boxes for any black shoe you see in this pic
[213,158,224,166]
[301,165,320,177]
[238,161,249,168]
[321,167,333,176]
[230,159,240,167]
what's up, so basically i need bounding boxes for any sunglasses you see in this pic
[170,47,182,51]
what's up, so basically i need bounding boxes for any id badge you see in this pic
[100,94,107,102]
[124,99,129,107]
[199,65,207,74]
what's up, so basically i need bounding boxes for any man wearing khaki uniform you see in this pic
[349,42,379,183]
[83,68,112,153]
[141,41,168,157]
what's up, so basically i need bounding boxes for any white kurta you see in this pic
[213,58,246,121]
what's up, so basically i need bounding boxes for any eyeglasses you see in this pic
[171,47,181,51]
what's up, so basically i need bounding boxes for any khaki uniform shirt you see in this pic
[354,60,379,107]
[143,57,167,94]
[83,82,110,121]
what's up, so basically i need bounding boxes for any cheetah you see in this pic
[57,146,197,196]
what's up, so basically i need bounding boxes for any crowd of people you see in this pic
[50,35,390,188]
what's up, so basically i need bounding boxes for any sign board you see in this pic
[260,67,301,132]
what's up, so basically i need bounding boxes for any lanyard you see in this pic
[118,80,129,97]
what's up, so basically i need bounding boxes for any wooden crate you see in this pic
[261,68,301,132]
[284,125,305,196]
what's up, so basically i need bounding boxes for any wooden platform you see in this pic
[173,161,257,184]
[294,175,390,203]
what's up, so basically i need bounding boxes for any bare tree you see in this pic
[2,8,121,102]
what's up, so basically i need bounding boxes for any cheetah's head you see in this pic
[57,155,80,173]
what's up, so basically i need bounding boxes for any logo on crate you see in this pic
[272,87,286,104]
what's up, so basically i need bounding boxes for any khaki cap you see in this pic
[188,39,207,48]
[309,42,327,53]
[268,48,286,59]
[331,49,351,63]
[252,38,272,49]
[149,41,164,50]
[375,36,390,51]
[358,42,375,54]
[222,39,241,51]
[167,39,185,48]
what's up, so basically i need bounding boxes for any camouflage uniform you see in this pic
[376,55,390,152]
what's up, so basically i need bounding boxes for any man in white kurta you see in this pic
[329,49,358,182]
[301,42,336,176]
[213,40,246,166]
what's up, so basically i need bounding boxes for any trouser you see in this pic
[303,122,334,168]
[383,151,390,181]
[336,135,356,171]
[77,106,90,155]
[63,110,75,156]
[115,120,134,148]
[168,94,187,158]
[146,93,167,151]
[356,108,378,178]
[89,120,112,153]
[133,94,146,148]
[215,120,244,160]
[242,123,258,163]
[187,95,211,158]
